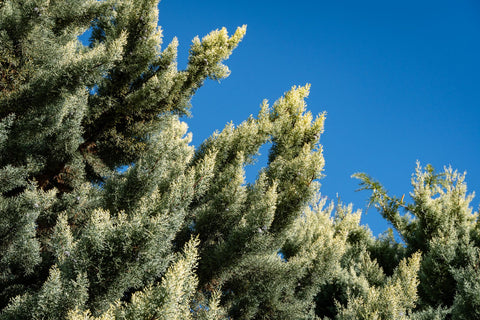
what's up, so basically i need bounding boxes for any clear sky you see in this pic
[154,0,480,236]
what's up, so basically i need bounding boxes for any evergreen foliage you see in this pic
[1,1,478,319]
[353,164,480,318]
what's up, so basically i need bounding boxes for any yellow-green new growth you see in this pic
[337,252,421,320]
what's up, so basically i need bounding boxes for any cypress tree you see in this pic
[1,1,478,319]
[0,0,245,317]
[354,164,480,319]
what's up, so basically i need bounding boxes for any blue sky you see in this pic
[156,0,480,236]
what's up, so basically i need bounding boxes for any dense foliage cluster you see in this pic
[1,1,478,319]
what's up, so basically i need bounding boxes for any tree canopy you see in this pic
[0,1,478,319]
